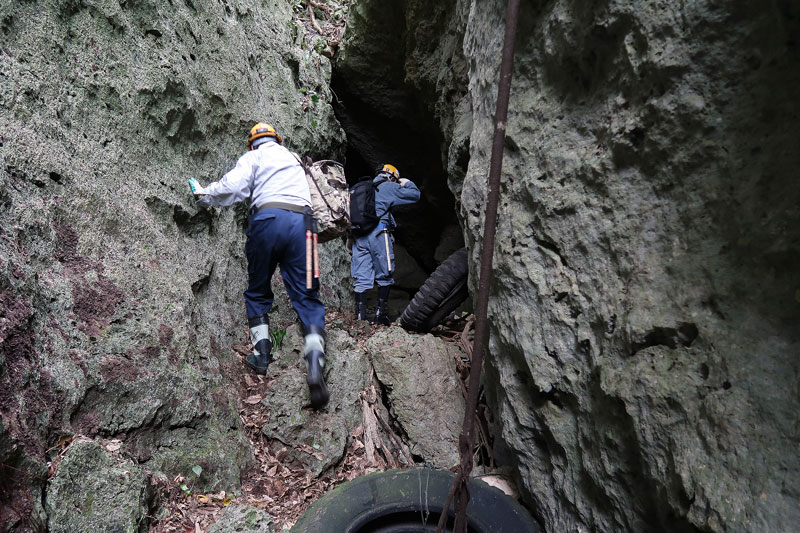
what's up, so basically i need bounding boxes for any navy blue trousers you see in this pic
[244,208,325,330]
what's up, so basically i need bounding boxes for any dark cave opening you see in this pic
[331,68,466,319]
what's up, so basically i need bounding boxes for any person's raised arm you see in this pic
[393,178,420,204]
[197,156,253,207]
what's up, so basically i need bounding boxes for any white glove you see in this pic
[398,178,410,187]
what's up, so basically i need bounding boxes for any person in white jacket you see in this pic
[190,123,328,409]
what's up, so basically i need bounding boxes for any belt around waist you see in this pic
[250,202,310,215]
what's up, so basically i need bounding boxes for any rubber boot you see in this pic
[245,315,272,375]
[304,325,329,409]
[374,285,391,325]
[354,291,369,321]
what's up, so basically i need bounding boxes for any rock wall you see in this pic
[0,0,346,527]
[339,0,800,531]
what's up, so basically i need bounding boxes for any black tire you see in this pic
[291,468,541,533]
[400,248,469,333]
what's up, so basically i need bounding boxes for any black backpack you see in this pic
[349,176,387,237]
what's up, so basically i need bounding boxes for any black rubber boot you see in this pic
[374,285,391,325]
[245,339,272,375]
[245,315,272,375]
[304,325,329,409]
[354,291,369,321]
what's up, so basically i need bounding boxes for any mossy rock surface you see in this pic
[338,0,800,531]
[45,441,154,533]
[367,328,465,468]
[208,504,273,533]
[0,0,347,525]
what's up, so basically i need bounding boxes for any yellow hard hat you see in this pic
[379,164,399,180]
[248,122,282,149]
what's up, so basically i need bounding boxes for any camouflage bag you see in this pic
[303,159,351,243]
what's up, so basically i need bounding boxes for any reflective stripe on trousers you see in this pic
[351,224,395,293]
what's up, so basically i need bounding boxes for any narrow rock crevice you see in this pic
[331,0,468,285]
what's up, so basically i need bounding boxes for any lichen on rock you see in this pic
[207,504,273,533]
[337,0,800,531]
[0,0,347,528]
[45,440,154,533]
[367,328,465,468]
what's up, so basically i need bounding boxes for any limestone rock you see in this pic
[318,239,355,315]
[367,328,464,468]
[0,0,347,524]
[208,505,273,533]
[338,0,800,531]
[260,325,370,477]
[45,440,153,533]
[458,1,800,530]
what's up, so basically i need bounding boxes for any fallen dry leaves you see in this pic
[149,310,488,532]
[149,311,404,532]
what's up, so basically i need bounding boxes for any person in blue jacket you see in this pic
[190,123,328,409]
[351,164,420,325]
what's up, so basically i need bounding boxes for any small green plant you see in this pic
[270,328,287,348]
[180,464,203,496]
[299,87,320,105]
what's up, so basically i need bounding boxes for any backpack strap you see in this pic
[373,177,390,219]
[293,153,350,223]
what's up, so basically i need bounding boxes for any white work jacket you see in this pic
[198,140,311,209]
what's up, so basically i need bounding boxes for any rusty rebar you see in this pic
[437,0,522,531]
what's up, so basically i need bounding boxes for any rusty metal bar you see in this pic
[438,0,522,531]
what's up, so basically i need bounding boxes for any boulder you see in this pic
[208,504,273,533]
[45,441,153,533]
[367,328,465,468]
[260,325,370,477]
